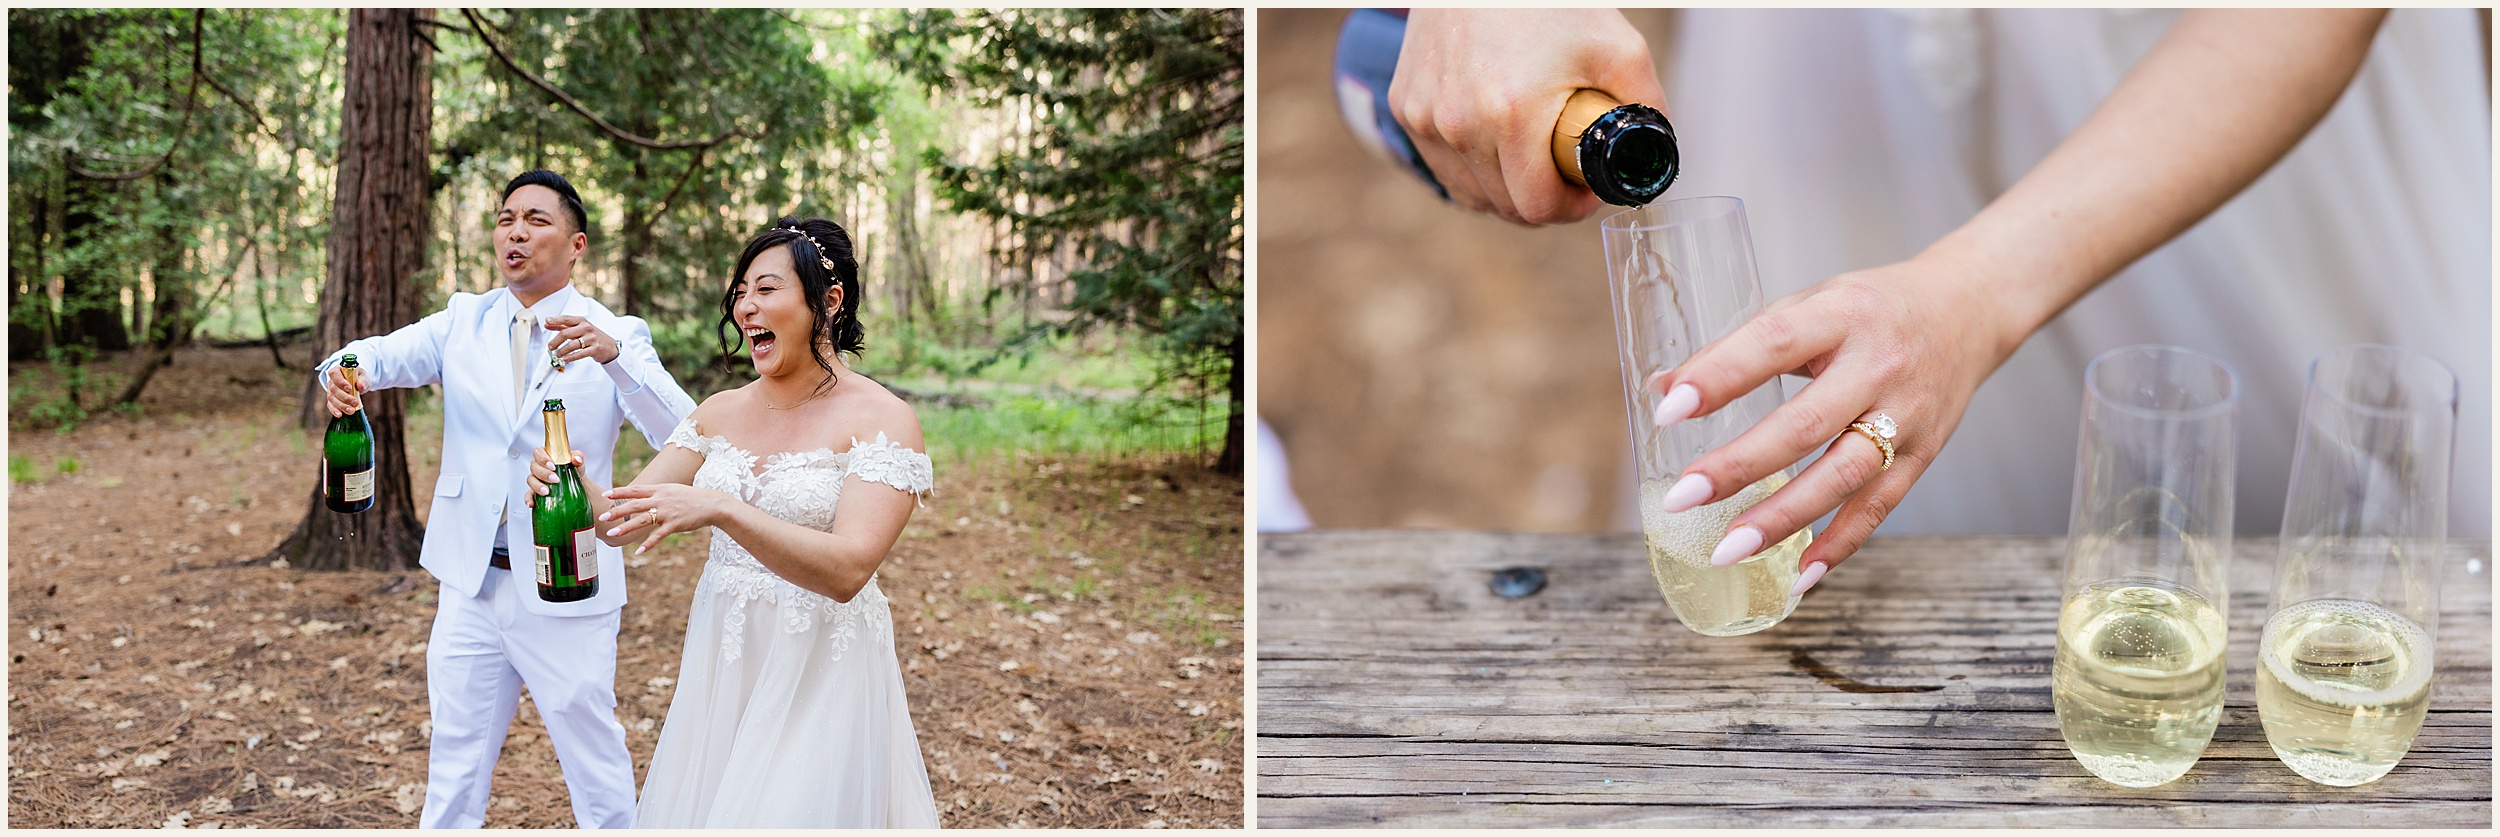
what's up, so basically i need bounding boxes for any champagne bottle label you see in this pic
[534,544,554,586]
[341,468,375,502]
[571,528,598,582]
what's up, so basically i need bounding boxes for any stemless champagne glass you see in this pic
[2053,345,2238,787]
[2258,345,2457,787]
[1602,196,1810,637]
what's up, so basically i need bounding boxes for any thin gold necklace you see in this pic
[763,371,838,410]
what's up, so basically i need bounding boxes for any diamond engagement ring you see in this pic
[1846,413,1899,471]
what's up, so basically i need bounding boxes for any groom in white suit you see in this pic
[314,170,694,828]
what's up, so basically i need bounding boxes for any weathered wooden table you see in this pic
[1256,533,2492,827]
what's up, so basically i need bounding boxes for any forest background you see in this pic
[7,8,1244,828]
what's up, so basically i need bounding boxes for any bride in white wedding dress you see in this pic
[531,217,940,827]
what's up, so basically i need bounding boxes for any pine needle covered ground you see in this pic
[7,345,1244,828]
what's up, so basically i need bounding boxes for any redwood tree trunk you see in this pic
[268,8,433,573]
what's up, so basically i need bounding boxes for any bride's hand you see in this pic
[1650,252,2020,592]
[600,484,737,555]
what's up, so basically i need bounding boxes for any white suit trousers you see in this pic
[419,566,635,828]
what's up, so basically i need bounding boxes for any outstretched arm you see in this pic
[1936,8,2390,346]
[312,307,454,417]
[601,414,928,603]
[1649,9,2388,588]
[608,472,919,603]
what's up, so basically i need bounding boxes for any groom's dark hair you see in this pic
[501,169,590,238]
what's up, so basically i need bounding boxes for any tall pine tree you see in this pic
[885,9,1245,472]
[265,8,432,572]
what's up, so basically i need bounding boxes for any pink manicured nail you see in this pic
[1653,384,1701,427]
[1709,525,1764,567]
[1660,473,1714,514]
[1789,561,1829,597]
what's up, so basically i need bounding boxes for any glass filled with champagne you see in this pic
[323,355,376,514]
[2053,345,2239,787]
[2259,345,2456,787]
[531,398,599,603]
[1603,197,1809,637]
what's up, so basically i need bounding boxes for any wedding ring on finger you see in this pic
[1845,412,1899,471]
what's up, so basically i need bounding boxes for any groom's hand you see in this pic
[321,364,368,417]
[528,446,585,497]
[542,315,621,366]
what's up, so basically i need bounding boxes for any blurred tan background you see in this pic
[1257,9,1676,532]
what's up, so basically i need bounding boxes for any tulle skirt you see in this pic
[635,563,939,828]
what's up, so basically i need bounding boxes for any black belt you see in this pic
[490,547,511,570]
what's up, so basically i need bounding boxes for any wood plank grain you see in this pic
[1255,533,2492,827]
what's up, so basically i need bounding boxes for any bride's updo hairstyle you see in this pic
[717,216,865,386]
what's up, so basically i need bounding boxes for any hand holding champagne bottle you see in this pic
[1369,8,1669,225]
[320,357,370,418]
[322,355,377,514]
[530,399,599,603]
[528,443,618,535]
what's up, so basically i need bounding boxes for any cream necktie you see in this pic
[511,308,535,420]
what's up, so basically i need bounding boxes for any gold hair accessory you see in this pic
[781,224,837,272]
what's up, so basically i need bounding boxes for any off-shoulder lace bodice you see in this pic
[662,418,933,663]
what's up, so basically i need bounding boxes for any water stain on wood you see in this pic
[1788,649,1945,694]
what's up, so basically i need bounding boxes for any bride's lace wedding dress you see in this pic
[633,419,941,828]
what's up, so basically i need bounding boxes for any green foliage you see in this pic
[24,395,86,433]
[439,9,882,322]
[918,392,1219,463]
[9,9,342,356]
[880,9,1244,454]
[11,346,115,432]
[8,455,35,484]
[869,320,1159,393]
[54,455,82,475]
[10,9,1245,467]
[646,313,740,398]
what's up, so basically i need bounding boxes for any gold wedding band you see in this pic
[1846,412,1900,471]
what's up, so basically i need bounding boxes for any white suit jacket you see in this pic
[315,285,696,617]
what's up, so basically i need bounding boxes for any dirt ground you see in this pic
[5,345,1244,828]
[1255,9,1676,533]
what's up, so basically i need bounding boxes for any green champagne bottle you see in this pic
[531,398,598,602]
[323,355,376,514]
